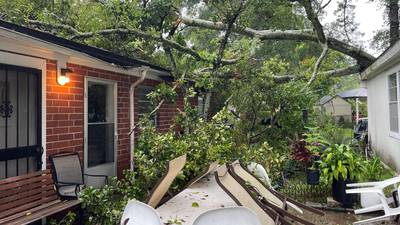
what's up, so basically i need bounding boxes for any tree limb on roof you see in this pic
[273,64,361,83]
[28,19,80,35]
[27,20,238,66]
[180,17,375,66]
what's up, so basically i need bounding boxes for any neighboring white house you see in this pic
[318,95,352,122]
[362,41,400,172]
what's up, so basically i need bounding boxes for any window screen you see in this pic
[389,73,399,133]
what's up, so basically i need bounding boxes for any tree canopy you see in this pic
[0,0,393,149]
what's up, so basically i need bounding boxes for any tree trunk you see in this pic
[203,92,212,121]
[389,0,399,46]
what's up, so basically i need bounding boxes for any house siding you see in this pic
[367,65,400,172]
[45,60,184,177]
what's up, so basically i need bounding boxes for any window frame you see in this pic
[388,72,400,139]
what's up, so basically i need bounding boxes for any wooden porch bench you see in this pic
[0,170,80,225]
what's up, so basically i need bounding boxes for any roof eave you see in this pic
[362,41,400,80]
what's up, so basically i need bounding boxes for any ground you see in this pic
[295,210,397,225]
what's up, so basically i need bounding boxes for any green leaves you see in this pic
[79,170,144,225]
[319,143,366,184]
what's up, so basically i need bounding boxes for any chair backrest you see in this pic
[0,170,58,221]
[214,165,278,225]
[50,153,84,185]
[193,206,262,225]
[120,200,162,225]
[146,154,187,208]
[231,161,283,208]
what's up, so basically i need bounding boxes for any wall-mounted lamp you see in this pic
[58,68,72,86]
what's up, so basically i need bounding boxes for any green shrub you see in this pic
[79,171,143,225]
[360,156,395,182]
[319,144,365,183]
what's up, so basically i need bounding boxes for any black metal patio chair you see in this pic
[50,152,108,198]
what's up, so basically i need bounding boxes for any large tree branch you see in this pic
[28,20,238,66]
[274,64,361,83]
[299,0,326,43]
[28,20,80,35]
[307,43,329,85]
[71,28,240,65]
[213,0,247,70]
[298,0,329,86]
[180,17,375,66]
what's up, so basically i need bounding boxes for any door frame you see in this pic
[0,51,46,171]
[0,63,43,177]
[84,76,118,176]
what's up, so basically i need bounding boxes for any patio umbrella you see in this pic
[337,87,367,122]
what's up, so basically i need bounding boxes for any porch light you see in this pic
[58,68,72,85]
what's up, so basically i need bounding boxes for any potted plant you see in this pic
[306,158,320,185]
[319,144,364,208]
[290,129,330,185]
[290,135,319,184]
[303,128,329,185]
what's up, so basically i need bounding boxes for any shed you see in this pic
[318,95,352,122]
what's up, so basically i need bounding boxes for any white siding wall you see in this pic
[367,65,400,172]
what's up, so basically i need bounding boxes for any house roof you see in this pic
[361,39,400,80]
[319,95,333,105]
[337,87,367,99]
[0,19,171,74]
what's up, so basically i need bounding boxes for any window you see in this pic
[137,86,156,124]
[389,73,400,135]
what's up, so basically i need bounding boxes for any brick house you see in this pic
[0,20,184,181]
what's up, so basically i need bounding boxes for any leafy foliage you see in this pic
[79,171,143,225]
[360,156,395,182]
[319,144,365,183]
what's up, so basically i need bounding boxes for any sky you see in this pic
[323,0,385,56]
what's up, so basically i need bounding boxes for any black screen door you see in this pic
[0,64,42,179]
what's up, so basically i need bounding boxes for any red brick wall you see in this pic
[45,60,184,177]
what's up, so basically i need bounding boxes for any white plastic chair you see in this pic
[193,206,262,225]
[120,200,162,225]
[346,176,400,224]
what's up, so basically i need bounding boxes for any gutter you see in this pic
[129,66,149,170]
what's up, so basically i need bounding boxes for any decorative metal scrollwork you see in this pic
[0,100,13,118]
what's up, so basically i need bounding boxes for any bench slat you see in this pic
[0,195,59,219]
[0,179,54,199]
[0,200,62,224]
[0,170,80,224]
[0,170,50,185]
[1,185,54,205]
[0,200,80,225]
[0,174,52,192]
[6,200,81,225]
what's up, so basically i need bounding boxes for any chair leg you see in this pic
[393,190,400,223]
[78,207,84,225]
[354,204,384,215]
[353,214,393,225]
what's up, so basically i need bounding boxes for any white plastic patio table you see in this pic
[157,174,237,225]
